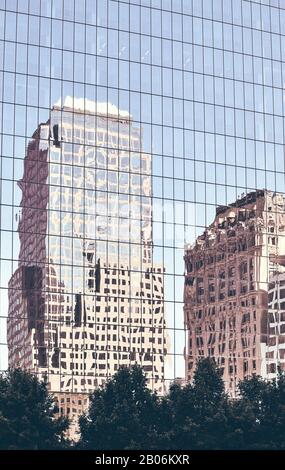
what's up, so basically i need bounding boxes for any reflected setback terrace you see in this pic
[7,98,169,413]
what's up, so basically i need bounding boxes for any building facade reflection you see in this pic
[184,190,285,395]
[7,97,168,432]
[1,0,284,426]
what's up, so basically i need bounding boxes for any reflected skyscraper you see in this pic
[184,190,285,395]
[7,98,168,431]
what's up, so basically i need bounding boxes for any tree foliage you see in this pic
[162,358,232,449]
[230,370,285,449]
[0,368,69,449]
[79,365,160,449]
[2,360,285,450]
[79,359,285,450]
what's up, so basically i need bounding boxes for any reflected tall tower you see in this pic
[7,98,167,429]
[184,190,285,395]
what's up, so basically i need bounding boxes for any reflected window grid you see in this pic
[0,0,285,437]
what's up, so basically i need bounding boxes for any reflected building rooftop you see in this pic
[53,96,132,120]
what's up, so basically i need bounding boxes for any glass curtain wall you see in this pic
[1,0,285,412]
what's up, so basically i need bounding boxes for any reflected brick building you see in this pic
[184,190,285,395]
[7,97,168,436]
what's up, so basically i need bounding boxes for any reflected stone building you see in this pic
[7,97,167,433]
[184,190,285,395]
[267,262,285,379]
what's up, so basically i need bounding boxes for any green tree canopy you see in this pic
[0,368,69,449]
[79,365,161,450]
[165,358,232,450]
[3,360,285,450]
[229,369,285,449]
[79,358,232,450]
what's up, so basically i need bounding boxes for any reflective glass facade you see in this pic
[1,0,285,430]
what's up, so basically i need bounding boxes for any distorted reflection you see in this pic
[184,190,285,395]
[7,99,169,435]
